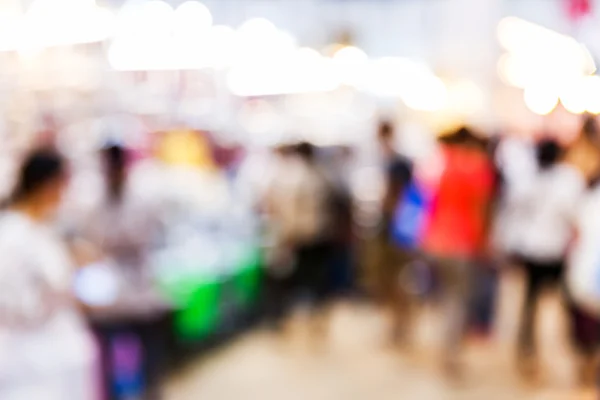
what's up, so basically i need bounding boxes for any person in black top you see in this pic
[378,121,413,234]
[373,120,414,346]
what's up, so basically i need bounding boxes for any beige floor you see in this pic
[166,270,596,400]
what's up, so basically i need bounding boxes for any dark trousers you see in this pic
[329,243,356,297]
[263,272,292,329]
[263,241,333,328]
[292,241,334,305]
[468,265,498,334]
[517,258,564,356]
[92,313,172,400]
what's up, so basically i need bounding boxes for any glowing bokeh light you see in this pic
[497,16,596,94]
[226,48,339,97]
[332,46,368,63]
[585,75,600,114]
[238,18,277,40]
[13,0,115,51]
[174,1,212,36]
[523,85,559,115]
[402,75,448,112]
[110,2,220,70]
[139,0,173,38]
[207,25,239,68]
[445,80,484,115]
[332,46,369,87]
[560,78,588,115]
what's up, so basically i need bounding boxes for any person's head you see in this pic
[583,114,599,143]
[439,126,488,150]
[377,120,395,154]
[294,141,316,162]
[11,148,66,220]
[274,144,291,158]
[101,144,127,200]
[535,138,562,170]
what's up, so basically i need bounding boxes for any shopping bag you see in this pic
[390,180,431,249]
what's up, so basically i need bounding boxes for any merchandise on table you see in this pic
[153,211,262,341]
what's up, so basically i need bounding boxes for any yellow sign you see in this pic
[157,130,214,168]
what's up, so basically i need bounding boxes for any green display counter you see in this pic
[158,246,262,342]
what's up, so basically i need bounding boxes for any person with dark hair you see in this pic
[288,141,334,313]
[103,144,128,202]
[72,143,168,399]
[263,140,335,341]
[372,120,414,345]
[535,138,563,170]
[84,144,162,280]
[507,137,586,380]
[0,149,96,399]
[420,126,496,376]
[325,146,356,297]
[294,141,316,161]
[562,124,600,386]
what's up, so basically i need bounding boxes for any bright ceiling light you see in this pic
[523,85,558,115]
[174,1,212,37]
[0,12,22,51]
[142,0,174,18]
[402,75,447,112]
[238,18,277,39]
[497,16,596,90]
[28,0,95,15]
[497,17,562,53]
[227,47,338,96]
[364,57,449,112]
[497,53,527,88]
[556,74,600,115]
[1,0,115,52]
[332,46,369,87]
[366,57,435,98]
[560,78,588,114]
[111,1,220,71]
[235,18,295,65]
[497,16,593,73]
[585,75,600,114]
[332,46,368,63]
[206,25,239,68]
[446,80,484,115]
[139,0,173,38]
[296,47,321,61]
[498,49,593,89]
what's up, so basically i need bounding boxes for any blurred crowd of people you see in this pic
[257,116,600,387]
[2,112,600,399]
[0,141,171,399]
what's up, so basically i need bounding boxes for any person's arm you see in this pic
[382,160,411,219]
[480,172,499,258]
[0,261,62,330]
[67,236,102,268]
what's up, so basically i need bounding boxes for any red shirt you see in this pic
[422,145,495,258]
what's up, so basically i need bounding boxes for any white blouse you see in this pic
[0,211,95,398]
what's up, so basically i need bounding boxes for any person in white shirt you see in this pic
[509,138,586,378]
[0,149,96,400]
[563,120,600,386]
[264,142,335,338]
[70,144,165,291]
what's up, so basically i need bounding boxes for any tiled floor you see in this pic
[166,271,596,399]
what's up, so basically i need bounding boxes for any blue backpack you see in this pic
[390,181,431,249]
